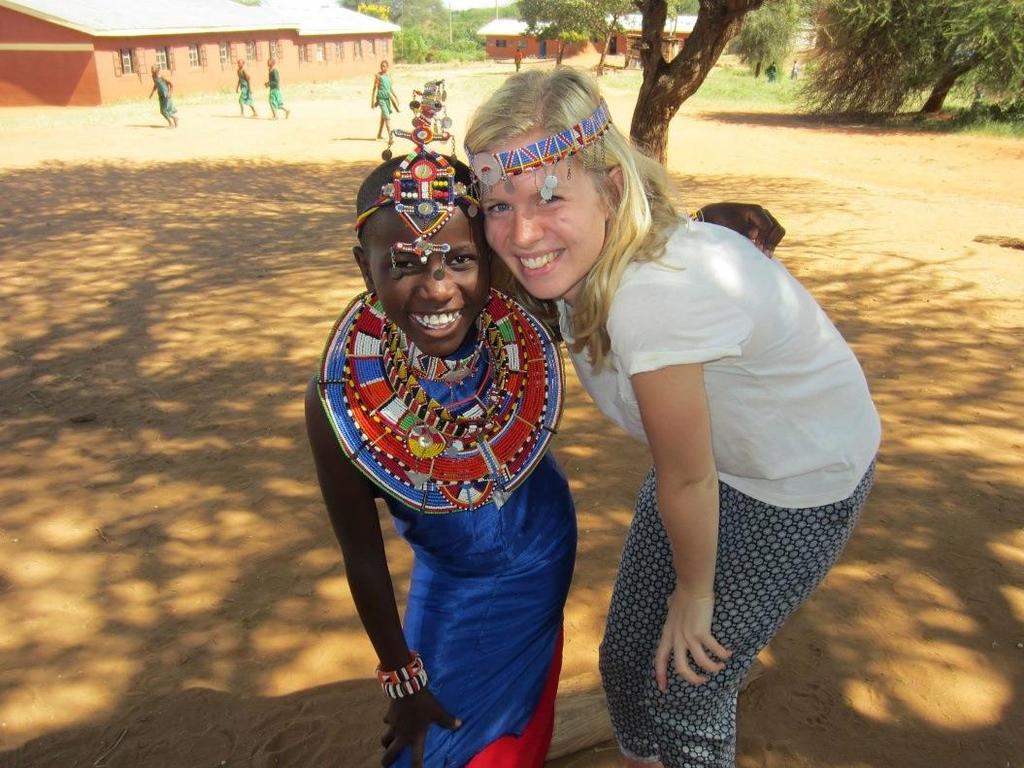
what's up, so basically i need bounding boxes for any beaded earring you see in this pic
[541,170,558,201]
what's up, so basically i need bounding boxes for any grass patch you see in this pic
[599,58,1021,139]
[689,64,801,108]
[597,59,801,112]
[881,108,1024,138]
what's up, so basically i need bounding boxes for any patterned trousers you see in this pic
[599,463,876,767]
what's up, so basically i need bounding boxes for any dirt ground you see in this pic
[1,58,1022,768]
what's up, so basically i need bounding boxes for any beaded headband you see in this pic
[354,79,480,280]
[465,100,612,200]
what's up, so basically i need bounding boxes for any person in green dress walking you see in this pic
[236,58,258,118]
[148,65,178,128]
[265,58,290,119]
[371,60,399,143]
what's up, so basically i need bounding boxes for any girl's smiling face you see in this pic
[354,207,490,357]
[480,133,611,305]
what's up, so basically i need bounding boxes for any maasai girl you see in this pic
[148,65,178,128]
[265,58,290,119]
[236,58,257,118]
[305,88,574,768]
[465,68,881,767]
[372,59,400,143]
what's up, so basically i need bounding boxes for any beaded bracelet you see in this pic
[377,652,429,699]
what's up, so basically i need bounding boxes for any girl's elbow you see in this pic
[657,466,718,495]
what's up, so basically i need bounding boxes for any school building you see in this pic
[477,19,593,62]
[0,0,399,106]
[616,13,697,67]
[477,14,697,65]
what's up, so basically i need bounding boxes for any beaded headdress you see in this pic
[464,100,612,200]
[355,79,480,280]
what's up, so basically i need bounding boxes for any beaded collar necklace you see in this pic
[379,319,508,440]
[319,290,563,513]
[409,341,482,384]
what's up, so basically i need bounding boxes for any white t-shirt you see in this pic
[559,220,881,509]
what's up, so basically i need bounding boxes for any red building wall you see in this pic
[0,5,393,106]
[0,5,100,105]
[0,4,86,42]
[96,32,392,104]
[484,35,595,61]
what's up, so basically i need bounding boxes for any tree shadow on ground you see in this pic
[0,160,1020,768]
[0,159,401,766]
[691,109,996,139]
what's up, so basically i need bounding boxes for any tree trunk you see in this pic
[754,61,761,78]
[630,0,767,163]
[597,14,622,78]
[920,60,977,114]
[598,32,611,76]
[557,41,566,66]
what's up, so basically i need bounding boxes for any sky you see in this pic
[446,0,517,10]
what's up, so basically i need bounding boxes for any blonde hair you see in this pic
[465,67,678,369]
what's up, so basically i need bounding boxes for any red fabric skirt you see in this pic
[466,629,564,768]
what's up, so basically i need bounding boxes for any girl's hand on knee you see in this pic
[654,589,732,691]
[381,690,461,767]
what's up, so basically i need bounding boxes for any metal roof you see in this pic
[1,0,398,38]
[258,0,398,36]
[476,19,530,37]
[618,13,698,34]
[477,14,697,37]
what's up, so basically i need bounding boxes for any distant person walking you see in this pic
[148,65,178,128]
[766,62,779,83]
[514,48,524,72]
[371,60,399,143]
[265,58,290,119]
[236,59,258,117]
[790,61,801,80]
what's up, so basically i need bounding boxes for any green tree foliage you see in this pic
[596,0,639,74]
[805,0,1024,115]
[389,0,487,63]
[735,0,801,78]
[394,30,430,63]
[517,0,647,67]
[518,0,593,64]
[357,3,391,21]
[668,0,700,15]
[392,0,447,36]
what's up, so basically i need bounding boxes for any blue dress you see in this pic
[382,339,577,767]
[320,296,577,767]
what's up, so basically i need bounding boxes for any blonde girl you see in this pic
[465,68,880,768]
